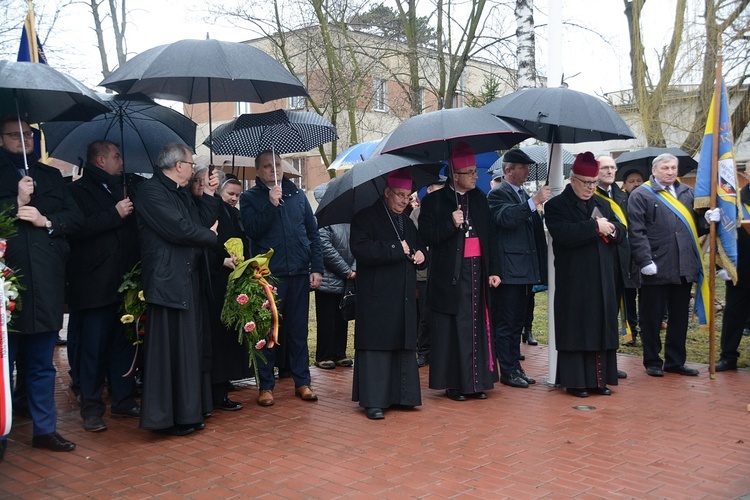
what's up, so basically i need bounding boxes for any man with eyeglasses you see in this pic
[627,153,714,378]
[418,142,501,402]
[0,116,83,459]
[133,143,220,436]
[488,148,551,389]
[545,152,625,398]
[596,155,638,365]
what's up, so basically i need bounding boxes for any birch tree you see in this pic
[515,0,536,89]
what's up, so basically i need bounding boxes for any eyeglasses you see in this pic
[600,166,617,171]
[455,169,478,177]
[179,160,197,168]
[1,131,33,140]
[571,176,597,188]
[387,188,411,201]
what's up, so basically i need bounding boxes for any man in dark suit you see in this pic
[66,140,141,433]
[487,149,551,388]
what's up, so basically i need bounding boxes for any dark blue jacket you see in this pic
[239,177,323,277]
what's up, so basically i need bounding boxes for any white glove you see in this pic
[704,208,721,223]
[717,269,731,281]
[641,262,658,276]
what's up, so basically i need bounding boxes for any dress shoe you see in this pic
[32,432,76,452]
[295,385,318,401]
[665,365,699,376]
[516,369,536,385]
[467,392,487,399]
[590,387,612,396]
[111,406,141,418]
[522,329,539,346]
[445,389,466,401]
[365,407,385,420]
[715,359,737,372]
[186,422,206,431]
[416,354,429,367]
[566,388,589,398]
[315,360,336,369]
[83,416,107,432]
[646,366,664,377]
[335,358,354,367]
[500,373,529,388]
[518,352,526,361]
[215,398,243,411]
[617,370,628,379]
[257,390,275,406]
[153,426,194,436]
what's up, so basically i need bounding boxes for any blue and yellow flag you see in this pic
[17,1,47,64]
[694,76,739,323]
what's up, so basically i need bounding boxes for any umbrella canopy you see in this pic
[518,144,576,181]
[615,147,698,181]
[41,93,196,173]
[376,107,532,159]
[0,60,107,122]
[204,109,337,157]
[483,87,635,143]
[327,140,381,173]
[99,39,307,104]
[315,154,444,227]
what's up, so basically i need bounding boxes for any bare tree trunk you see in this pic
[395,0,422,116]
[515,0,536,89]
[108,0,126,67]
[90,0,110,79]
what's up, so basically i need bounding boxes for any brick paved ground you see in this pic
[1,335,749,498]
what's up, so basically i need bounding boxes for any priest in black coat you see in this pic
[545,152,625,398]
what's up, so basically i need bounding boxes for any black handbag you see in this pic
[339,281,356,321]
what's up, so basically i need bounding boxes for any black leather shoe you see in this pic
[467,392,487,399]
[517,369,536,385]
[83,416,107,432]
[32,432,76,452]
[500,373,529,388]
[664,365,699,376]
[153,426,194,436]
[518,352,526,361]
[617,370,628,379]
[416,354,429,367]
[591,387,612,396]
[646,366,664,377]
[523,330,539,346]
[186,422,205,431]
[445,389,467,401]
[365,407,384,420]
[566,388,589,398]
[715,359,737,372]
[215,398,243,411]
[111,406,141,418]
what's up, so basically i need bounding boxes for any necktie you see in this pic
[518,188,527,202]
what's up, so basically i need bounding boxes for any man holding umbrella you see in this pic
[240,150,323,406]
[419,142,501,401]
[0,116,83,457]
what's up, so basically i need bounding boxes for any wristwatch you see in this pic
[44,219,52,229]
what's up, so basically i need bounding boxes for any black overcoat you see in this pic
[545,185,624,352]
[66,162,140,310]
[418,186,500,315]
[0,158,83,333]
[350,199,425,351]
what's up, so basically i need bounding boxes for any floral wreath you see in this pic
[0,205,24,328]
[118,262,146,346]
[220,241,281,383]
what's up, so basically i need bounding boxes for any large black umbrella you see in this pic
[315,154,444,227]
[204,109,337,157]
[615,147,698,181]
[376,107,532,159]
[489,145,576,182]
[41,93,196,173]
[483,87,635,143]
[0,60,107,123]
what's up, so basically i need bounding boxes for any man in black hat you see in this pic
[488,148,551,388]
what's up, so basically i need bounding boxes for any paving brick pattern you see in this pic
[1,340,749,498]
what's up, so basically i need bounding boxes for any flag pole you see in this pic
[26,0,39,63]
[708,52,722,379]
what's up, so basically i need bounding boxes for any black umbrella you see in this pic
[615,147,698,181]
[376,107,532,159]
[41,93,196,174]
[483,87,635,143]
[488,145,576,182]
[0,60,108,123]
[204,109,337,157]
[315,154,444,227]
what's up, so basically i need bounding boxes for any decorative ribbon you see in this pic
[594,190,628,229]
[643,182,711,324]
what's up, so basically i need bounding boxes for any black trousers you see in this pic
[492,284,530,374]
[416,280,431,356]
[720,282,750,361]
[314,289,348,362]
[639,283,692,369]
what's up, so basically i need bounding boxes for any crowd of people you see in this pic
[1,113,747,461]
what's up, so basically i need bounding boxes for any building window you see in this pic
[235,101,251,117]
[374,78,388,112]
[289,157,306,190]
[418,88,426,113]
[288,75,306,110]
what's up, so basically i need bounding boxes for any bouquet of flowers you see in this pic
[117,262,146,345]
[0,206,23,327]
[220,241,280,383]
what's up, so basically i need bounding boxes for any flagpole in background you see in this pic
[707,53,721,378]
